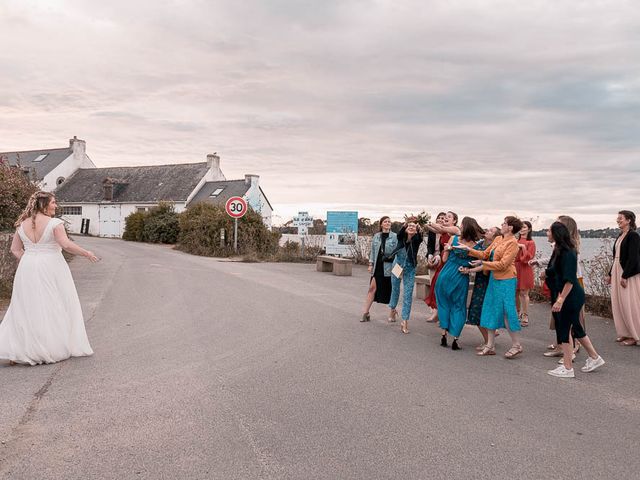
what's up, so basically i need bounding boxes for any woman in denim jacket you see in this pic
[361,216,398,322]
[389,218,423,334]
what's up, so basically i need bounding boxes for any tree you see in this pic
[0,160,39,231]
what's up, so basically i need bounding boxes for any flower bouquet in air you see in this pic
[404,211,431,227]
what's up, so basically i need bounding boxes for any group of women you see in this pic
[361,210,640,379]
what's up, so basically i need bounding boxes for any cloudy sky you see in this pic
[1,0,639,228]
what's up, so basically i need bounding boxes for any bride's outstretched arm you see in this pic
[10,232,24,261]
[53,225,99,262]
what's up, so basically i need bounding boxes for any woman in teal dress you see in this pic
[464,226,502,350]
[435,217,484,350]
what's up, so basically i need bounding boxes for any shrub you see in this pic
[122,211,146,242]
[0,161,39,232]
[122,202,180,244]
[0,233,17,298]
[143,203,180,244]
[178,203,279,258]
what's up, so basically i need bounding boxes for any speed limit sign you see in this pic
[225,196,248,219]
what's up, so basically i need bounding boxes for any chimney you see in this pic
[102,178,114,201]
[205,152,225,181]
[70,136,86,156]
[244,174,259,187]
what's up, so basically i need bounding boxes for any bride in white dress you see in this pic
[0,191,99,365]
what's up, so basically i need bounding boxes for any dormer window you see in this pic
[33,154,48,162]
[210,187,225,197]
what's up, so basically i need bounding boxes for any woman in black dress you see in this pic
[361,216,398,322]
[545,222,605,378]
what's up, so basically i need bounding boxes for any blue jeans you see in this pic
[389,263,416,321]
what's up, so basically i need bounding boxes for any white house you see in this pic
[189,174,274,228]
[0,136,96,191]
[55,153,273,237]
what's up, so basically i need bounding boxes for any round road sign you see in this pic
[225,196,248,218]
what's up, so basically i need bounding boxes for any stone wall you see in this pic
[0,232,17,298]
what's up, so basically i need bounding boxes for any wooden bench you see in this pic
[316,255,353,276]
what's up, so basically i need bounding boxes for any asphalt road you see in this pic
[0,237,638,480]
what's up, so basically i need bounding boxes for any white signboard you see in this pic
[293,211,313,235]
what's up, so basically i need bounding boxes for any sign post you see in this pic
[326,211,358,256]
[292,211,314,256]
[225,196,248,253]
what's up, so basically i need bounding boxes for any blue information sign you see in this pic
[326,211,358,255]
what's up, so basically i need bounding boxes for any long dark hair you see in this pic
[520,220,533,240]
[378,216,390,232]
[460,216,484,242]
[550,222,575,266]
[619,210,637,231]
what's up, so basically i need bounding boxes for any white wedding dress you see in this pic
[0,218,93,365]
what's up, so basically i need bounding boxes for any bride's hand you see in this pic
[85,250,100,263]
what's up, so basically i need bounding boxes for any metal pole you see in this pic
[234,218,238,253]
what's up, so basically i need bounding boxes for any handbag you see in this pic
[392,263,404,278]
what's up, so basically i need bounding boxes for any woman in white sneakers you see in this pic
[545,222,604,378]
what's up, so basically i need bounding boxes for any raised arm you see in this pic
[10,231,25,261]
[482,241,518,272]
[53,225,99,262]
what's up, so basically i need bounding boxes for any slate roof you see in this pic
[189,180,251,206]
[55,162,210,203]
[0,147,73,180]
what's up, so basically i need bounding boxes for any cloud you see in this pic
[1,0,639,228]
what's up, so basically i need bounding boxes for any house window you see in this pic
[61,206,82,215]
[136,206,156,212]
[210,187,225,197]
[33,154,48,162]
[56,176,65,186]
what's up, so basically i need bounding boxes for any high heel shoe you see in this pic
[388,309,398,323]
[440,334,448,347]
[400,321,409,334]
[451,339,460,350]
[360,313,370,322]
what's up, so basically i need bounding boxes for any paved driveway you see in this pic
[1,237,638,479]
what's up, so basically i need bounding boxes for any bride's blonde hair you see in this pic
[14,191,55,229]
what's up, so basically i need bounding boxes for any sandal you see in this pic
[388,309,398,323]
[400,321,409,334]
[476,346,496,356]
[615,337,628,342]
[546,344,557,350]
[360,313,370,322]
[520,314,529,327]
[476,343,486,351]
[504,345,523,359]
[622,339,637,346]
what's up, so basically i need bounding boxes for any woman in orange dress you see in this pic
[515,221,536,326]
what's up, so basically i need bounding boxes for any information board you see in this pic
[326,211,358,256]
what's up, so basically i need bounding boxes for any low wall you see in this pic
[0,232,17,298]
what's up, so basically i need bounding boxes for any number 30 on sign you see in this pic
[225,196,248,218]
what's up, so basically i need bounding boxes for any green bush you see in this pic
[178,202,280,258]
[122,211,146,242]
[143,203,180,244]
[0,161,38,232]
[122,202,180,244]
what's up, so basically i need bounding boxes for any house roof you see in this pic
[0,147,73,180]
[189,180,251,206]
[55,162,210,203]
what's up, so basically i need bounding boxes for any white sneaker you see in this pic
[547,365,575,378]
[581,356,605,373]
[558,353,576,364]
